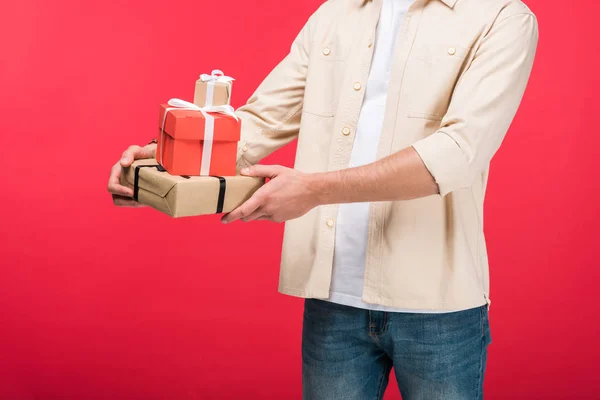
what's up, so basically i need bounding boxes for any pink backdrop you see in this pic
[1,0,598,398]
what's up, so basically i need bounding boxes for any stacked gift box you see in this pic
[120,70,264,218]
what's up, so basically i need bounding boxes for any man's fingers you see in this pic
[112,195,143,207]
[255,216,272,221]
[108,181,134,197]
[120,144,156,167]
[240,164,285,178]
[221,195,263,224]
[120,145,141,167]
[107,163,134,197]
[240,208,265,223]
[109,143,156,206]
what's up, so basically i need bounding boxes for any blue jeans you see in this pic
[302,299,491,400]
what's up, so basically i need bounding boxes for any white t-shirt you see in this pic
[329,0,454,313]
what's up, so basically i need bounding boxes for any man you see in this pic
[108,0,538,398]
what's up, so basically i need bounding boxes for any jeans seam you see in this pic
[476,306,486,399]
[475,337,485,399]
[480,306,485,341]
[368,311,379,344]
[368,311,389,345]
[381,312,389,335]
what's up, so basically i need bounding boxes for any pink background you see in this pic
[1,0,598,398]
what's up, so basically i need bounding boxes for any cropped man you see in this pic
[108,0,538,398]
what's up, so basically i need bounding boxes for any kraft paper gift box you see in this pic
[120,159,265,218]
[157,99,241,177]
[193,69,234,107]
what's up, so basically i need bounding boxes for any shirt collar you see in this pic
[439,0,458,8]
[366,0,458,9]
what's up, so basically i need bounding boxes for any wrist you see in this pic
[308,171,338,206]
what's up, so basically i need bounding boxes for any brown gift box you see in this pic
[193,71,233,107]
[120,159,264,218]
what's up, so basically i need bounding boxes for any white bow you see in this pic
[199,69,235,84]
[158,98,239,175]
[164,98,238,121]
[199,70,234,107]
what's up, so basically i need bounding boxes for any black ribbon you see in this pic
[133,164,226,213]
[212,176,226,214]
[133,164,166,202]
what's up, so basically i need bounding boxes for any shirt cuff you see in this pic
[236,141,252,174]
[412,130,471,197]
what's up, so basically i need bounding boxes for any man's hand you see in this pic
[107,144,156,207]
[221,165,320,224]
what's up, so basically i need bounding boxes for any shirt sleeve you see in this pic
[411,13,539,197]
[235,7,321,170]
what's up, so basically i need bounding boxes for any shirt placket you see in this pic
[312,0,384,297]
[363,1,425,303]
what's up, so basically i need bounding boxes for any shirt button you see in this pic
[353,82,362,91]
[447,47,456,56]
[342,126,351,136]
[242,145,248,152]
[368,40,373,48]
[323,47,331,56]
[325,218,334,227]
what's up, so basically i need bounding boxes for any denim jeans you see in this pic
[302,299,492,400]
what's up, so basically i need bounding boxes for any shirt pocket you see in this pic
[302,44,346,118]
[405,43,472,121]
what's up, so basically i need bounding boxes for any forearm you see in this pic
[313,146,439,205]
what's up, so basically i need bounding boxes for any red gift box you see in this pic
[157,102,241,176]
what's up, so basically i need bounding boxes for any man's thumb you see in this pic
[120,145,155,167]
[241,165,283,178]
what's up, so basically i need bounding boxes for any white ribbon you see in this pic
[158,98,238,176]
[199,69,234,107]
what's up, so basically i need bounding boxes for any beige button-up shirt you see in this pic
[235,0,539,310]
